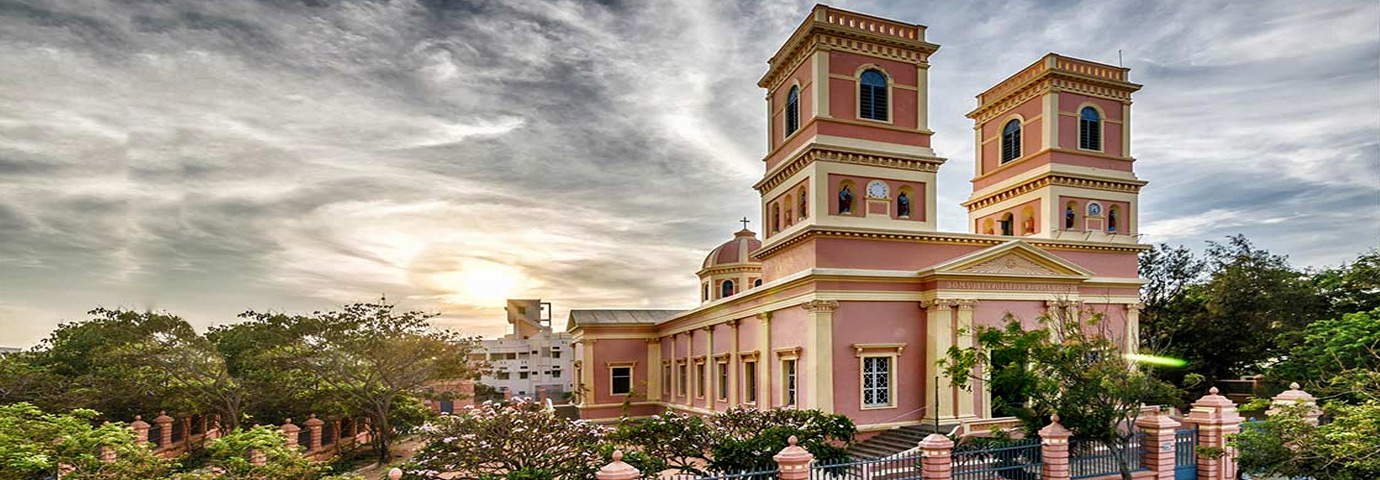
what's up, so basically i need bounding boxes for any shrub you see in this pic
[402,399,612,480]
[706,407,855,473]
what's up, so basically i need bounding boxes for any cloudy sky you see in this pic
[1,0,1377,347]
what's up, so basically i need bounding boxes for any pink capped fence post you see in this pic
[1134,411,1181,480]
[281,418,301,449]
[1185,387,1242,480]
[774,435,814,480]
[131,415,150,447]
[596,450,640,480]
[1268,382,1321,426]
[305,414,324,452]
[153,411,174,450]
[919,433,954,480]
[389,468,403,480]
[1039,414,1072,480]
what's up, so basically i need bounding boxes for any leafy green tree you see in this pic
[943,307,1180,480]
[167,425,357,480]
[206,318,348,427]
[610,410,712,474]
[403,398,612,480]
[108,308,249,432]
[0,402,175,480]
[706,407,856,472]
[1268,309,1380,402]
[1310,247,1380,319]
[1234,401,1380,480]
[0,352,60,405]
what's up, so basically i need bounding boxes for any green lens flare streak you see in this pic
[1124,353,1188,367]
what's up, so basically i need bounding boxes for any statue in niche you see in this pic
[800,192,808,219]
[897,192,911,218]
[1023,216,1034,234]
[1065,206,1076,229]
[1108,209,1118,233]
[838,185,853,214]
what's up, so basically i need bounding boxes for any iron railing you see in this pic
[1069,434,1146,479]
[953,437,1043,480]
[666,469,778,480]
[1174,429,1197,468]
[809,452,924,480]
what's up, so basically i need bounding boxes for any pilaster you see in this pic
[916,64,929,132]
[813,50,830,118]
[801,300,839,413]
[580,339,596,405]
[1124,303,1144,354]
[757,311,772,407]
[954,299,979,419]
[705,325,716,409]
[729,319,740,404]
[646,338,662,401]
[922,299,957,422]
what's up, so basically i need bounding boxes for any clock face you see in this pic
[866,181,889,199]
[1087,203,1103,216]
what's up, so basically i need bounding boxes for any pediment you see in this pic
[922,241,1093,279]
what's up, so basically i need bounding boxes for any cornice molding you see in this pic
[963,174,1145,211]
[755,145,944,193]
[753,226,1149,262]
[800,299,840,313]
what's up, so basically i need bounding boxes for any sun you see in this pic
[428,259,525,306]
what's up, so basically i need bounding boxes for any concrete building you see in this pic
[475,299,574,400]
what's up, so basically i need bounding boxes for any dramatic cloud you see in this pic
[0,0,1376,347]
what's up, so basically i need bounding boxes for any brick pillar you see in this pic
[1268,382,1321,426]
[99,445,116,463]
[919,433,954,480]
[1185,387,1242,480]
[1135,412,1181,480]
[281,418,301,449]
[304,414,324,452]
[774,435,813,480]
[596,450,640,480]
[248,449,266,466]
[1039,414,1072,480]
[131,415,150,447]
[153,412,174,450]
[331,418,342,447]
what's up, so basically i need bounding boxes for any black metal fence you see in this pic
[809,451,924,480]
[953,438,1043,480]
[1069,434,1146,479]
[666,469,778,480]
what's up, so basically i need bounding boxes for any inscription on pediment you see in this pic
[956,254,1060,276]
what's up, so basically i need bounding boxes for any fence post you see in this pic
[153,412,174,450]
[596,450,640,480]
[1268,382,1321,426]
[331,418,342,448]
[131,415,150,447]
[1185,387,1242,480]
[99,445,116,463]
[1039,414,1072,480]
[1135,412,1181,480]
[304,414,324,452]
[249,449,266,466]
[919,433,954,480]
[281,418,301,449]
[774,435,813,480]
[389,468,403,480]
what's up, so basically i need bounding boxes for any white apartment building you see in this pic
[472,299,574,400]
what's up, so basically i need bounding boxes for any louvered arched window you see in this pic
[1079,107,1101,150]
[1001,119,1021,164]
[721,280,735,299]
[859,69,888,121]
[785,86,800,136]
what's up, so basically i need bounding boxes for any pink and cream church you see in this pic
[567,5,1147,434]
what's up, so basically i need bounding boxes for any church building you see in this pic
[567,5,1147,435]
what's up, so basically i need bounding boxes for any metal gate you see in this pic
[1173,428,1198,480]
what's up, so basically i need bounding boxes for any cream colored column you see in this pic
[765,94,774,152]
[705,325,716,409]
[1122,103,1132,157]
[922,299,957,422]
[729,319,740,405]
[1044,92,1059,150]
[955,300,979,420]
[813,50,830,119]
[756,312,772,407]
[646,338,662,401]
[802,300,839,413]
[579,339,596,406]
[1125,303,1144,354]
[973,126,984,178]
[915,63,929,131]
[686,332,694,406]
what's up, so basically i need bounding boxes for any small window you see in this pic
[744,360,758,403]
[678,364,688,396]
[785,86,800,136]
[519,371,529,379]
[717,362,729,401]
[662,365,671,394]
[696,363,706,398]
[721,280,735,299]
[702,284,709,302]
[550,350,560,359]
[862,356,892,408]
[1001,119,1021,164]
[550,369,560,378]
[1079,107,1101,151]
[753,279,762,288]
[610,367,632,395]
[783,359,798,407]
[859,69,888,121]
[999,213,1014,236]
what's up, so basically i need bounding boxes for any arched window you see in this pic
[1001,119,1021,163]
[721,280,735,299]
[859,69,888,121]
[754,279,762,287]
[1079,107,1101,150]
[999,213,1014,236]
[785,86,800,136]
[702,284,709,301]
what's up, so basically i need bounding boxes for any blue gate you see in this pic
[1174,428,1198,480]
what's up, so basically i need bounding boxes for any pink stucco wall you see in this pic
[1057,93,1125,157]
[828,50,919,129]
[830,301,926,425]
[815,238,982,271]
[769,306,808,408]
[589,338,650,406]
[770,55,815,149]
[979,96,1044,176]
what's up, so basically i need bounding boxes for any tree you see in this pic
[167,425,356,480]
[403,398,612,480]
[610,410,713,475]
[0,402,175,480]
[706,407,856,472]
[1268,309,1380,402]
[942,307,1180,480]
[239,300,483,463]
[1234,401,1380,480]
[1310,247,1380,319]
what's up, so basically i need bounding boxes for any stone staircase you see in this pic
[847,424,950,459]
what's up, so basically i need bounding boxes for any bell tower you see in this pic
[753,5,945,250]
[963,54,1145,242]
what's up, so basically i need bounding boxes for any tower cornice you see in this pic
[752,225,1148,263]
[753,144,945,194]
[962,172,1147,211]
[758,6,939,92]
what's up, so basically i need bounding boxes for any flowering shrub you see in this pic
[705,407,855,472]
[402,399,612,480]
[609,411,713,475]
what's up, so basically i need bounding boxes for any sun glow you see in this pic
[427,259,526,305]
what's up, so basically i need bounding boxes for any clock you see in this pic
[1087,202,1103,217]
[866,180,889,199]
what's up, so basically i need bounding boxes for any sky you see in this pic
[1,0,1377,347]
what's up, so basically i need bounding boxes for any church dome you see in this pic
[702,229,762,269]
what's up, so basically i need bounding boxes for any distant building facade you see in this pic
[474,299,574,399]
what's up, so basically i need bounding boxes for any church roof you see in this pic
[702,229,762,269]
[567,309,685,329]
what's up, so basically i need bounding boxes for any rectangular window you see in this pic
[696,363,706,398]
[610,367,632,395]
[744,360,757,403]
[519,372,529,380]
[496,372,510,380]
[551,350,561,359]
[551,369,560,378]
[783,359,797,407]
[862,356,892,408]
[717,361,729,401]
[678,364,688,396]
[662,365,672,395]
